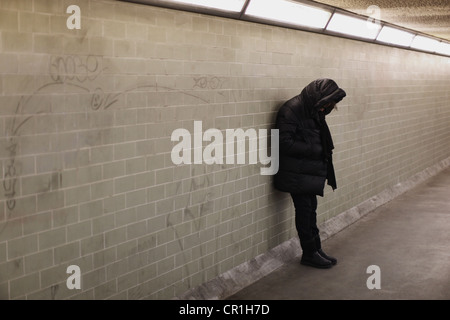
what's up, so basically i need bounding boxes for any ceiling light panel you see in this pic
[326,13,381,40]
[435,42,450,56]
[376,26,415,47]
[245,0,332,29]
[127,0,450,58]
[166,0,246,12]
[410,35,441,52]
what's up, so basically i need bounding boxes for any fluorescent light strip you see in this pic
[377,26,415,47]
[141,0,450,58]
[167,0,246,12]
[245,0,332,29]
[410,35,441,52]
[435,42,450,56]
[326,13,381,40]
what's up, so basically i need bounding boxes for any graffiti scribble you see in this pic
[193,76,225,89]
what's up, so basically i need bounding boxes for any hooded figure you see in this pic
[274,78,346,268]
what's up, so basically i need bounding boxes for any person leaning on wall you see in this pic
[274,78,346,269]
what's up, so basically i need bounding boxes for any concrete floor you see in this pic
[227,167,450,300]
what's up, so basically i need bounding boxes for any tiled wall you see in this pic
[0,0,449,299]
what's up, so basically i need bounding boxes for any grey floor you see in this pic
[227,167,450,300]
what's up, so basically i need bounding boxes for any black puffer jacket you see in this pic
[274,79,346,196]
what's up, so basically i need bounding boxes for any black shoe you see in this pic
[301,251,332,269]
[318,249,337,265]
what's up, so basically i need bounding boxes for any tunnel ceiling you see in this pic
[315,0,450,41]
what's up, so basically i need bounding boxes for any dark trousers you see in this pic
[290,193,321,256]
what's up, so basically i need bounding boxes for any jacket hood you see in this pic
[299,78,346,118]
